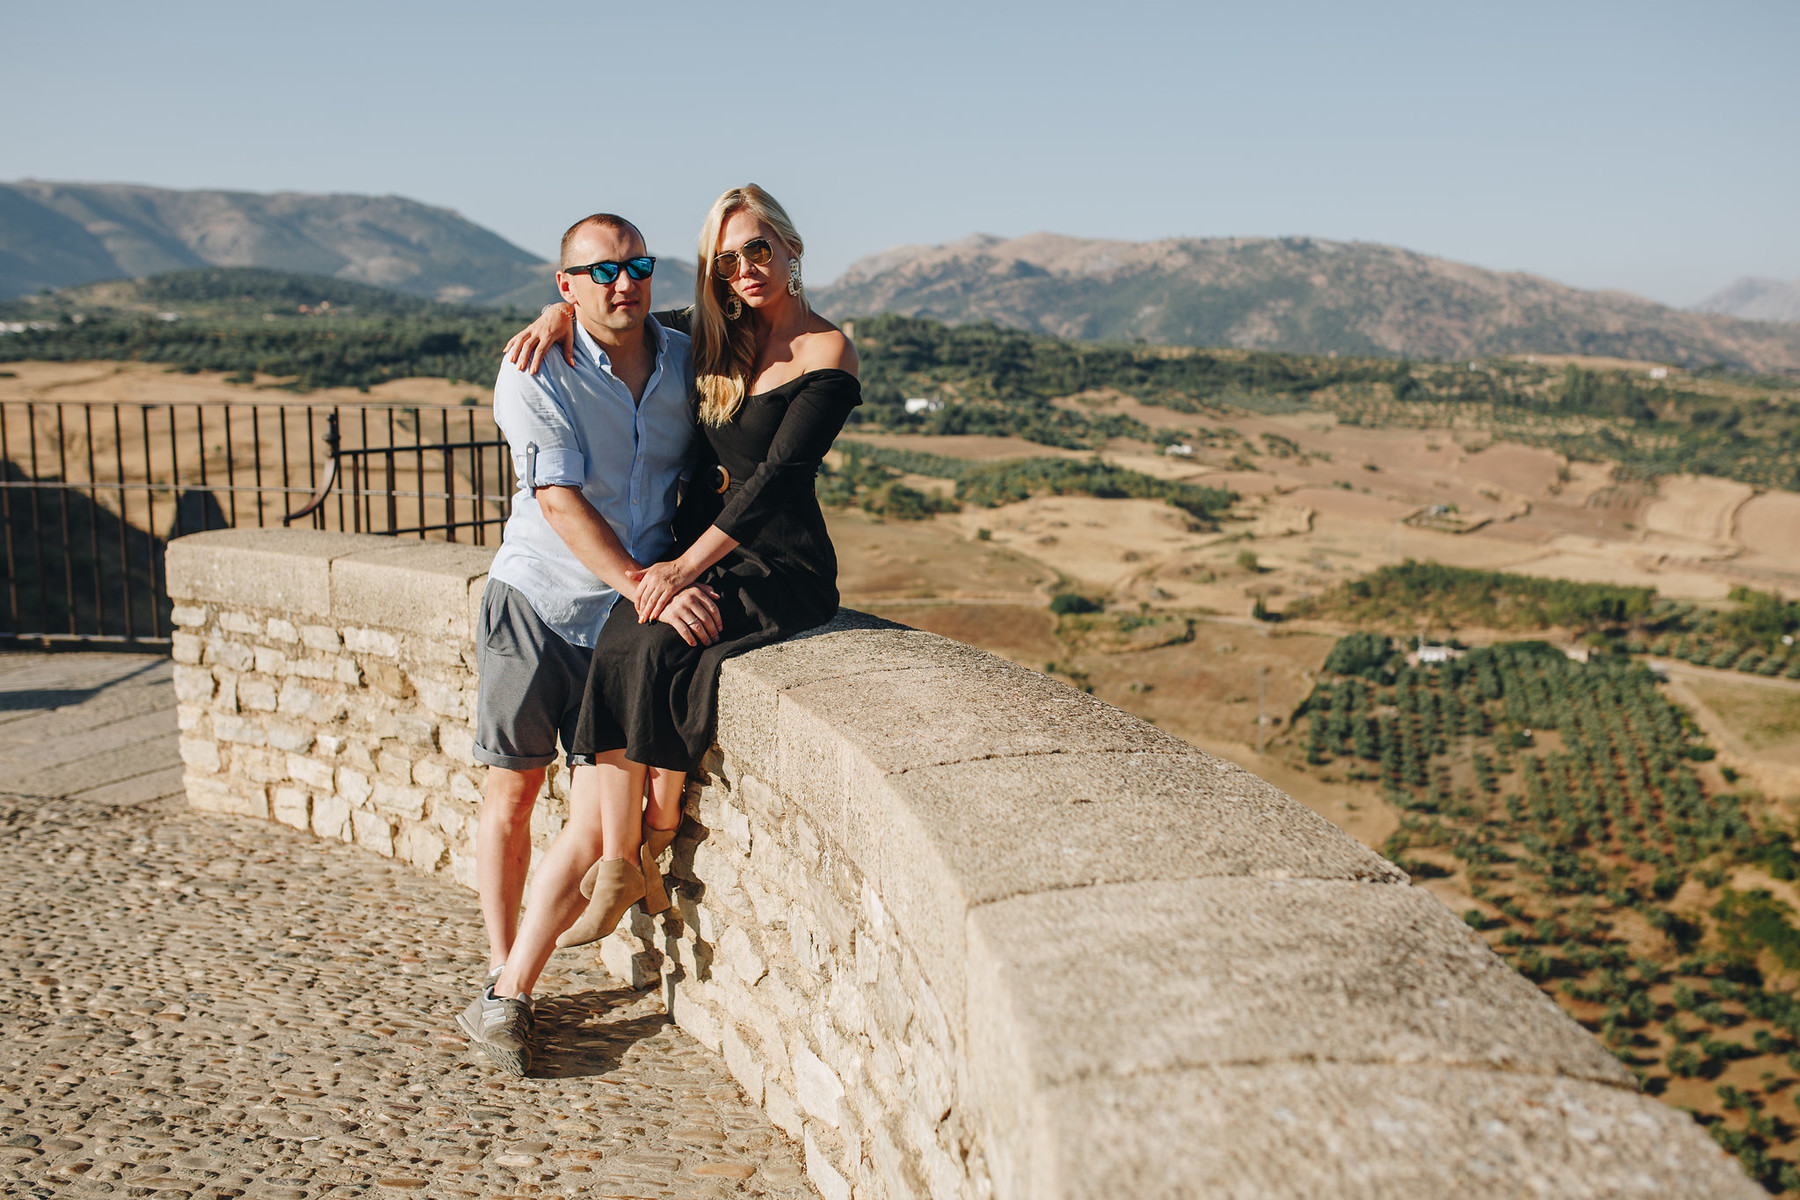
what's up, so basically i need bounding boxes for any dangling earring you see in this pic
[787,258,802,297]
[726,295,742,320]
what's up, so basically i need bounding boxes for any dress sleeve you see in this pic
[713,370,862,543]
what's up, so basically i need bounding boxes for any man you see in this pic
[457,213,717,1074]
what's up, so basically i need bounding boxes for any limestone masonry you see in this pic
[166,528,1759,1199]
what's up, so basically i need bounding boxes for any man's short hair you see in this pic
[559,214,644,267]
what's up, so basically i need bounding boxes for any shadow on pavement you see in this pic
[529,991,672,1080]
[0,656,167,711]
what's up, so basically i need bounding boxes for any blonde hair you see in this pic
[693,184,810,426]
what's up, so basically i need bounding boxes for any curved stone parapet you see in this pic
[164,529,1757,1199]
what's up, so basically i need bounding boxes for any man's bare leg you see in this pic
[477,765,545,972]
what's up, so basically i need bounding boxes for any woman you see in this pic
[486,185,859,1065]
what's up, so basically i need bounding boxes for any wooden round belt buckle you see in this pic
[713,465,731,494]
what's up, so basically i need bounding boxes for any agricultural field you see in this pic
[1297,634,1800,1189]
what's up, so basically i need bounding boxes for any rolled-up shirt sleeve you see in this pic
[493,362,585,489]
[714,370,862,542]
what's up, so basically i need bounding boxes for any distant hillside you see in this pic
[815,233,1800,374]
[0,267,472,321]
[0,181,559,308]
[1694,276,1800,325]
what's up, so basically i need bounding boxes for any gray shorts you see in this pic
[473,580,593,770]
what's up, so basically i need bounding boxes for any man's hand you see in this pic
[504,303,576,375]
[658,585,723,647]
[634,559,695,623]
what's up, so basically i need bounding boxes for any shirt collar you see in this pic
[573,314,667,376]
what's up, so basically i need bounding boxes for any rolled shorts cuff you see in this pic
[471,742,559,771]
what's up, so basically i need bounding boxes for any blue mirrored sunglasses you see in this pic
[563,256,655,284]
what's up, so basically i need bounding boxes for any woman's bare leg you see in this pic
[645,767,684,833]
[495,752,644,998]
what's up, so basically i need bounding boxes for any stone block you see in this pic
[204,637,254,672]
[169,604,208,628]
[963,876,1629,1153]
[266,617,298,643]
[720,1025,764,1106]
[397,825,446,873]
[177,704,205,733]
[668,976,723,1052]
[253,646,287,676]
[236,677,278,712]
[276,679,321,717]
[300,624,341,651]
[343,626,400,657]
[803,1131,851,1200]
[212,714,266,747]
[364,660,407,697]
[440,723,478,767]
[449,771,482,807]
[172,664,215,703]
[395,714,437,748]
[412,758,449,788]
[376,747,415,783]
[768,655,1190,861]
[331,541,495,639]
[351,810,394,857]
[312,792,351,841]
[286,754,335,791]
[177,736,221,774]
[764,1081,803,1142]
[272,786,310,830]
[792,1041,845,1128]
[414,677,469,720]
[720,925,767,986]
[337,766,372,807]
[267,723,314,753]
[187,777,267,819]
[171,632,204,664]
[211,671,239,713]
[219,610,261,635]
[166,528,390,614]
[1014,1063,1759,1200]
[598,936,658,989]
[372,782,428,821]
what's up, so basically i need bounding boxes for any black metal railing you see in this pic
[2,400,513,647]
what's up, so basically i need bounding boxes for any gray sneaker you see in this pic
[457,986,534,1076]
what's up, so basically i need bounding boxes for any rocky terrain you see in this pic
[815,233,1800,373]
[1696,277,1800,325]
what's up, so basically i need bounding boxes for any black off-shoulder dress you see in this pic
[569,367,863,770]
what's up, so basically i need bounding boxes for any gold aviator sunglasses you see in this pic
[712,237,774,279]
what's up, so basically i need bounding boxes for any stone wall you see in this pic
[166,529,1758,1200]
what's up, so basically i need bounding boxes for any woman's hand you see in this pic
[633,559,696,623]
[504,303,576,375]
[659,586,723,647]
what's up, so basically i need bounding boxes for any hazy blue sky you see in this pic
[3,1,1794,306]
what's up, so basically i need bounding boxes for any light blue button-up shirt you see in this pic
[487,315,694,648]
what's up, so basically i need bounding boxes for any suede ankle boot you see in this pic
[640,825,680,916]
[556,858,645,948]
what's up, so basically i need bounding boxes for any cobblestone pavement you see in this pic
[0,655,815,1199]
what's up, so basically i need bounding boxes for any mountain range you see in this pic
[812,234,1800,374]
[0,181,558,309]
[5,181,1797,373]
